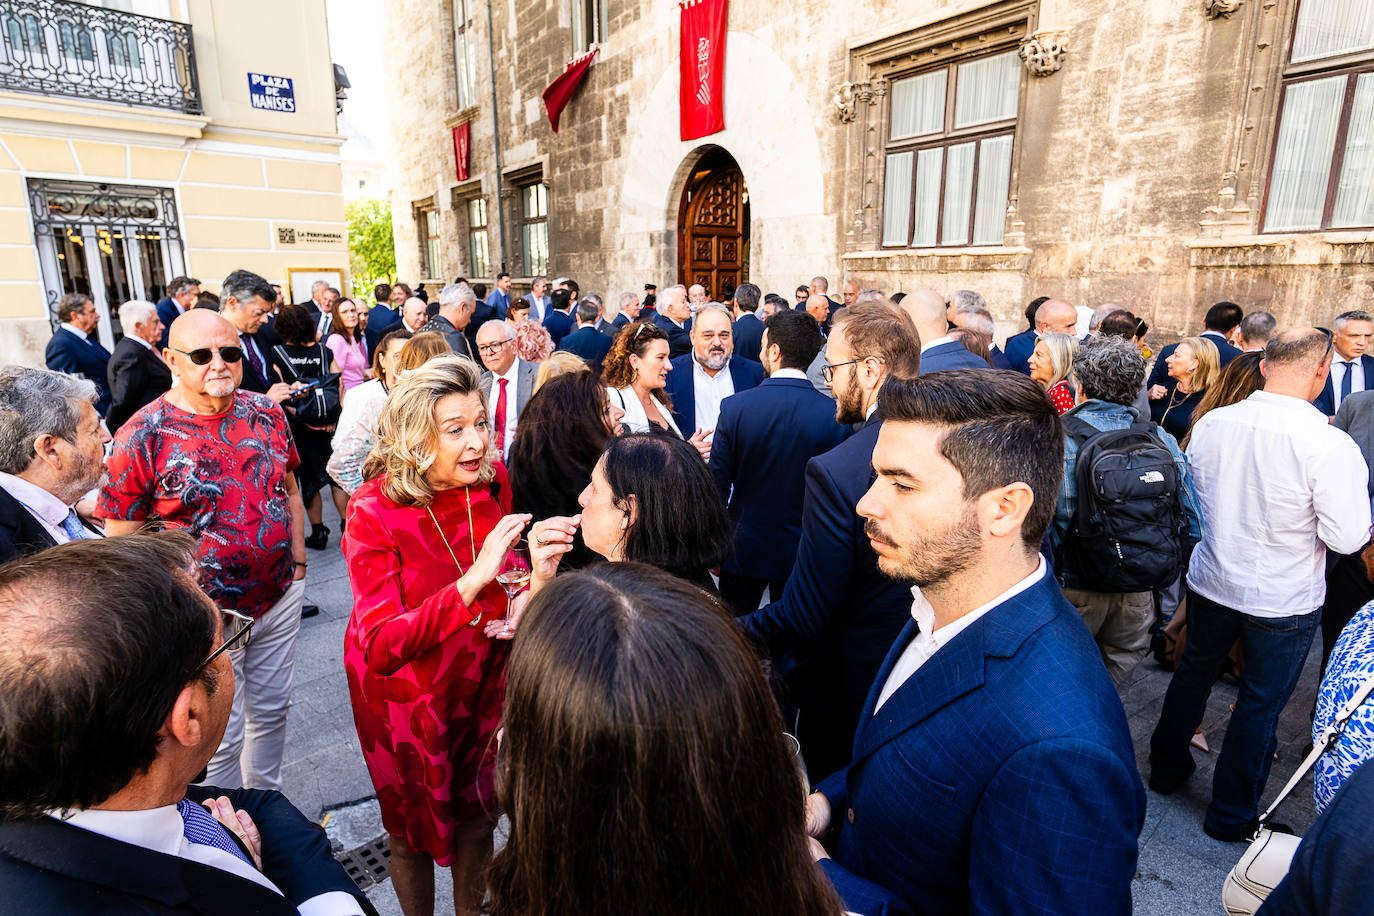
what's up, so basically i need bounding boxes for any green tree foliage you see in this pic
[345,198,396,299]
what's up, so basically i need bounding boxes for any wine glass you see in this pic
[494,538,531,637]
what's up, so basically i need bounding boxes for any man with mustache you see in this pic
[663,303,763,460]
[807,369,1144,916]
[97,309,308,795]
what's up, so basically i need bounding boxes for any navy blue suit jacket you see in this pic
[920,339,989,374]
[543,309,574,347]
[1146,331,1242,399]
[1003,328,1037,375]
[0,785,378,915]
[989,345,1012,370]
[709,377,849,581]
[816,572,1145,916]
[739,418,913,782]
[611,312,632,332]
[731,312,765,363]
[155,297,184,349]
[486,288,511,319]
[663,354,764,433]
[652,311,692,358]
[557,325,614,372]
[45,327,111,415]
[366,304,398,351]
[1313,352,1374,417]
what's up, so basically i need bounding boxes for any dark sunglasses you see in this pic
[172,345,243,365]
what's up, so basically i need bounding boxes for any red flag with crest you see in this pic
[679,0,727,140]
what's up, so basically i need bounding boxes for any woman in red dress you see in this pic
[342,355,530,916]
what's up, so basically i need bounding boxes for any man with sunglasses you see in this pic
[97,309,309,796]
[0,532,375,915]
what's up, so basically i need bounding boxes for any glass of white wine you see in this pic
[495,538,531,637]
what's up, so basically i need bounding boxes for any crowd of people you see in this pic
[3,265,1374,915]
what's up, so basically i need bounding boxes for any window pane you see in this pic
[469,229,489,278]
[468,197,486,227]
[1266,76,1345,231]
[524,222,549,276]
[953,50,1019,128]
[881,152,913,246]
[426,209,439,236]
[1291,0,1374,63]
[941,142,976,245]
[889,70,946,141]
[536,184,548,216]
[453,0,472,110]
[973,135,1013,245]
[427,238,441,277]
[1333,73,1374,228]
[912,147,943,247]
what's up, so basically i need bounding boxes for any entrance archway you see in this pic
[676,147,749,299]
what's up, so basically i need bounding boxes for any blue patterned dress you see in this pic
[1314,599,1374,813]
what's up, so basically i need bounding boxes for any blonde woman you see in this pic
[1150,336,1219,440]
[533,349,589,393]
[1028,331,1079,415]
[342,355,530,916]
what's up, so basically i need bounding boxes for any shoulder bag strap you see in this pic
[272,345,299,383]
[1257,668,1374,827]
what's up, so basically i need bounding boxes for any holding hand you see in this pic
[688,428,712,462]
[1148,384,1168,401]
[201,796,263,870]
[529,515,581,590]
[462,513,532,594]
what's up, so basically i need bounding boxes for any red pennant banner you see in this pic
[542,46,600,133]
[452,122,470,182]
[679,0,727,140]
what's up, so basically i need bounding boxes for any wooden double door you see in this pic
[678,153,749,299]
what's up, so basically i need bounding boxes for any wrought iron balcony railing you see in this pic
[0,0,200,115]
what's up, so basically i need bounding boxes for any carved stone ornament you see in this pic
[1019,31,1067,77]
[1204,0,1243,18]
[834,79,887,123]
[834,82,858,123]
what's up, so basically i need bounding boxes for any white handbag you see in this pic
[1221,670,1374,915]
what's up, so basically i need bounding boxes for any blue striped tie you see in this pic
[60,508,91,541]
[177,799,253,867]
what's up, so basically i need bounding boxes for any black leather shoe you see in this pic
[304,525,329,550]
[301,604,321,619]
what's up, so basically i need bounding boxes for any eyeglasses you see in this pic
[821,358,859,385]
[1318,327,1334,360]
[199,608,253,671]
[477,338,514,355]
[172,346,243,365]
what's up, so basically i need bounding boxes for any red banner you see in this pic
[542,46,599,133]
[679,0,727,140]
[452,122,470,181]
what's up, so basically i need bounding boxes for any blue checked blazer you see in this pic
[815,571,1145,916]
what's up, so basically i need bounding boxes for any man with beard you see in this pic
[806,370,1144,916]
[0,367,111,561]
[98,309,308,794]
[664,304,763,449]
[739,300,921,783]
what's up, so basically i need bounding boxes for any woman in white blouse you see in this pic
[601,322,709,458]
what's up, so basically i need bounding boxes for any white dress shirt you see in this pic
[487,360,519,460]
[770,368,807,381]
[692,358,735,434]
[875,557,1047,712]
[606,386,683,436]
[1187,390,1372,618]
[920,335,955,354]
[0,472,86,544]
[60,322,94,344]
[50,806,364,915]
[1331,357,1367,413]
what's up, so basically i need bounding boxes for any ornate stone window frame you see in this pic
[837,0,1040,260]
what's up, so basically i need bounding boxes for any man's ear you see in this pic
[163,683,203,750]
[29,433,62,471]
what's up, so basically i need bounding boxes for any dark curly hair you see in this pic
[274,303,317,347]
[603,321,673,411]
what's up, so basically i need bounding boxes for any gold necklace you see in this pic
[425,486,483,628]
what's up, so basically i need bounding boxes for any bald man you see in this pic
[98,309,308,793]
[901,289,988,374]
[1005,299,1077,375]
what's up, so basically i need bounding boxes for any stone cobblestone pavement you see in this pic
[285,504,1320,915]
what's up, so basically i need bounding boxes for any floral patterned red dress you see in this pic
[342,467,511,864]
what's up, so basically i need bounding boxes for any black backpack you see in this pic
[272,344,342,430]
[1059,417,1186,593]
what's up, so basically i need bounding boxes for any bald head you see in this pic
[1263,328,1334,402]
[806,294,831,326]
[168,308,237,351]
[167,310,242,399]
[1035,300,1078,336]
[901,289,947,345]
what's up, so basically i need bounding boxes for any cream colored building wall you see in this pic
[0,0,347,369]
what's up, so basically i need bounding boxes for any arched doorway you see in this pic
[677,147,749,299]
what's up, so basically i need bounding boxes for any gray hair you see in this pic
[619,292,640,309]
[1089,303,1123,333]
[531,276,548,288]
[1073,337,1145,407]
[439,282,476,309]
[691,303,733,327]
[947,289,986,314]
[662,284,687,300]
[959,309,996,337]
[1037,332,1079,387]
[1238,311,1277,347]
[1333,310,1374,331]
[583,293,603,310]
[55,293,91,324]
[1266,328,1333,370]
[0,367,97,474]
[575,299,601,324]
[551,277,570,288]
[734,282,761,312]
[477,318,516,339]
[118,299,158,331]
[809,276,829,293]
[856,289,886,305]
[311,279,329,294]
[167,276,199,298]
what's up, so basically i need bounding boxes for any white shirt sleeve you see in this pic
[297,890,367,916]
[1310,432,1373,555]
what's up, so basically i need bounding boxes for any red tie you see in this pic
[494,378,509,456]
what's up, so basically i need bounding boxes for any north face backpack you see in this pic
[1060,417,1186,593]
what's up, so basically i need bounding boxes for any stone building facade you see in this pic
[381,0,1373,338]
[0,0,347,367]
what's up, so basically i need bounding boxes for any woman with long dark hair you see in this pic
[506,372,623,571]
[487,562,844,916]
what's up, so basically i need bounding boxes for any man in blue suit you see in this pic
[1312,309,1374,416]
[542,288,576,347]
[905,289,991,373]
[155,276,201,349]
[662,304,763,438]
[610,291,642,331]
[365,282,398,352]
[522,277,551,323]
[651,284,693,358]
[1003,296,1049,375]
[556,299,614,373]
[740,301,923,783]
[730,282,765,363]
[1146,300,1244,403]
[44,293,112,416]
[710,310,847,614]
[486,271,512,318]
[807,369,1145,916]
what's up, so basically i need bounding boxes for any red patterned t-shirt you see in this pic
[97,392,301,618]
